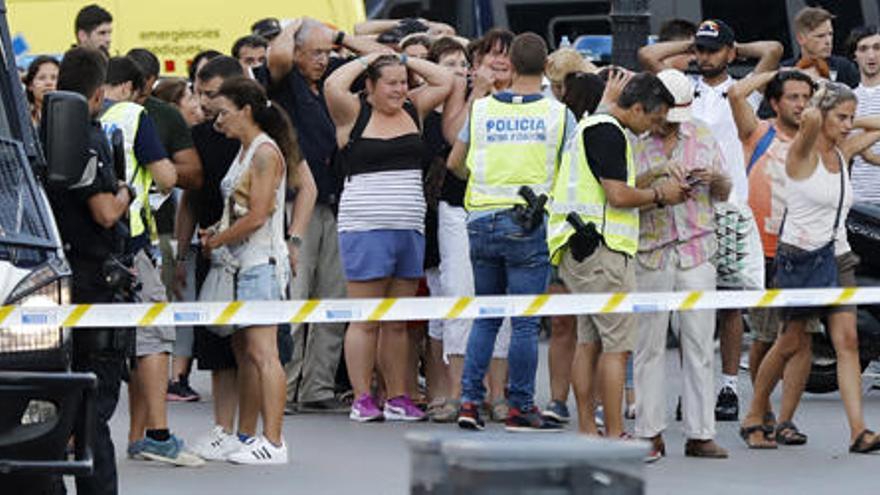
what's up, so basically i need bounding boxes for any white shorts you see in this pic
[426,202,510,360]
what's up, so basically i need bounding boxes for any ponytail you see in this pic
[254,100,303,167]
[217,76,303,167]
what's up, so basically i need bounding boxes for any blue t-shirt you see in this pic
[133,112,168,165]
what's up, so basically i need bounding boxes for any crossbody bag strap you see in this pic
[830,149,846,242]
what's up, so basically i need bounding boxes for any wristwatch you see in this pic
[286,234,303,248]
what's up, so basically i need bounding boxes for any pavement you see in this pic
[76,343,880,495]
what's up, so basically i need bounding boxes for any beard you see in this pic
[700,63,727,79]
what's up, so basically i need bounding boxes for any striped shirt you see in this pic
[337,169,426,233]
[852,83,880,204]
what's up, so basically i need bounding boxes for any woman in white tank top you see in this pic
[200,77,316,464]
[742,82,880,453]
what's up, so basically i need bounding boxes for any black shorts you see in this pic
[194,325,294,370]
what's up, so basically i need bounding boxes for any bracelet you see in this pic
[357,56,369,69]
[334,31,346,46]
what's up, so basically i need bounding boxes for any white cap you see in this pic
[657,69,693,123]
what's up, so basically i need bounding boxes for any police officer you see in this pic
[447,32,576,432]
[546,71,684,439]
[99,57,203,466]
[49,47,133,495]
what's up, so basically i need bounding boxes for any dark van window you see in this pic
[701,0,792,57]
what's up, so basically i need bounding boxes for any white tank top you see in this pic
[220,133,289,277]
[779,148,852,255]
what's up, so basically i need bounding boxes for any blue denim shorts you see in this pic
[339,229,425,281]
[236,263,284,301]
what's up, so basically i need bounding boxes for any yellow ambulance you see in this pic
[8,0,366,75]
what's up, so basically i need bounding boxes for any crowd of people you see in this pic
[37,3,880,494]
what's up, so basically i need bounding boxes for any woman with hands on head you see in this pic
[741,81,880,454]
[324,51,453,423]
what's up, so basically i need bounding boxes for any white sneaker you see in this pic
[227,436,288,465]
[189,426,242,461]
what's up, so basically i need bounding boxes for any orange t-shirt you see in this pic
[744,120,794,259]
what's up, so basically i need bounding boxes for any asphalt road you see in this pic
[77,344,880,495]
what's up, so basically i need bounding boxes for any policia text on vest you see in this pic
[485,116,549,143]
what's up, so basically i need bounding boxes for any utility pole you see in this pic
[611,0,650,70]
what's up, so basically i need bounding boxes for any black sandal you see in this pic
[850,429,880,454]
[775,421,808,446]
[762,412,777,439]
[740,424,777,449]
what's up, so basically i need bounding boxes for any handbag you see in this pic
[198,247,240,337]
[713,202,765,290]
[774,157,845,290]
[198,184,241,337]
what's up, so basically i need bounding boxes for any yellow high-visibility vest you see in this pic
[100,101,154,239]
[464,95,568,211]
[547,113,639,264]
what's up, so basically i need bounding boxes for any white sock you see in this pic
[721,374,738,391]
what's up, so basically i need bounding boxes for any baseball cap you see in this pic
[656,69,693,123]
[694,20,735,50]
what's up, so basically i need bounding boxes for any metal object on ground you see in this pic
[407,432,648,494]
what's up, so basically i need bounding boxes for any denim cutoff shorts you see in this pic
[237,263,284,301]
[339,229,425,281]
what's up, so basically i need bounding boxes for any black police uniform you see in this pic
[47,120,130,495]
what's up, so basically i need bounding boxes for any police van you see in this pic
[0,0,99,487]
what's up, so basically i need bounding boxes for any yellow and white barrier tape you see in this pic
[0,287,874,329]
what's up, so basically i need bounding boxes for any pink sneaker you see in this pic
[349,394,384,423]
[384,395,426,422]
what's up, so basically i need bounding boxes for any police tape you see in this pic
[0,286,876,329]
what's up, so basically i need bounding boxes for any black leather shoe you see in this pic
[714,386,739,421]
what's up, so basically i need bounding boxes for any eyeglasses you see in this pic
[303,48,332,61]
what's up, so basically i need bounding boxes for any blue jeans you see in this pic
[460,210,549,411]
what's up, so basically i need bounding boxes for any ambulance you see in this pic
[7,0,366,75]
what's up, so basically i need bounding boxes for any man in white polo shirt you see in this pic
[638,19,783,421]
